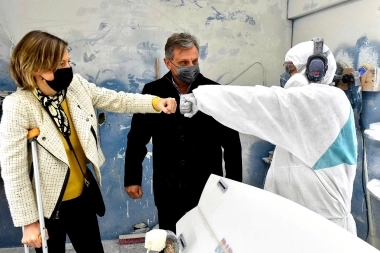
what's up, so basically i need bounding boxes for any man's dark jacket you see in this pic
[124,71,242,209]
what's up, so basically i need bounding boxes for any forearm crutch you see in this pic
[24,128,48,253]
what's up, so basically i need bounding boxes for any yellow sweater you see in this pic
[60,96,161,200]
[60,99,88,201]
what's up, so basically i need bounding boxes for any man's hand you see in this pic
[180,93,198,118]
[157,98,177,114]
[125,185,143,199]
[22,221,47,248]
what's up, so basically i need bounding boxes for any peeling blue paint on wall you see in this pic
[335,36,380,71]
[199,43,208,60]
[0,178,22,247]
[245,140,275,189]
[352,130,367,241]
[166,0,203,8]
[0,59,14,91]
[96,110,157,239]
[206,7,256,26]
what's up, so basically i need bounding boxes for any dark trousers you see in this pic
[156,188,198,253]
[35,192,104,253]
[156,190,198,233]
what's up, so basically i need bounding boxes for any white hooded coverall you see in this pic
[190,41,357,234]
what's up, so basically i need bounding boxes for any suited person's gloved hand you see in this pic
[180,93,198,118]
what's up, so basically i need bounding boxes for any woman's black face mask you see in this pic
[40,67,73,92]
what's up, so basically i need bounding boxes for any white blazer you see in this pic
[0,73,158,227]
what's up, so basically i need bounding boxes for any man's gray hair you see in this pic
[165,33,199,60]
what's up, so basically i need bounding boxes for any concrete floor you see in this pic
[0,240,147,253]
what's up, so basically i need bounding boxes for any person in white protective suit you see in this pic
[179,39,358,234]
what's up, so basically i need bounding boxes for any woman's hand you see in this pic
[22,221,46,248]
[157,97,177,114]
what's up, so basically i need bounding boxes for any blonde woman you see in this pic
[0,30,176,253]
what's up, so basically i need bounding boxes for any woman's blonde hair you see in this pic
[9,30,68,90]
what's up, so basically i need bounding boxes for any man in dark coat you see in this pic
[124,32,242,234]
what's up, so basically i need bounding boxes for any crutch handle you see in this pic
[27,128,40,140]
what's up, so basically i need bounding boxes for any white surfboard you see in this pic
[176,174,379,253]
